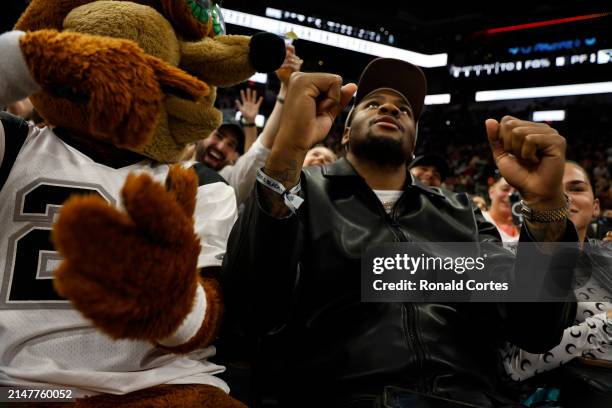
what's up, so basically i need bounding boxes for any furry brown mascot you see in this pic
[0,0,285,406]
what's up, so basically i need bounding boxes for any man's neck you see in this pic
[347,153,406,190]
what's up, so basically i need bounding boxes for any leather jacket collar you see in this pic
[320,157,446,198]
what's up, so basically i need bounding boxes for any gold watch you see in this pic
[519,195,569,223]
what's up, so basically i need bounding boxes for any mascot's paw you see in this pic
[52,165,203,342]
[19,29,209,149]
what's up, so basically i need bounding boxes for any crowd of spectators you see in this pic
[215,84,611,220]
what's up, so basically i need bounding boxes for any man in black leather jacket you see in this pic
[221,59,578,407]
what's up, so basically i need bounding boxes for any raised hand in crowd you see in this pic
[261,73,356,217]
[276,44,303,89]
[235,88,263,125]
[485,116,569,241]
[235,88,263,151]
[253,44,304,151]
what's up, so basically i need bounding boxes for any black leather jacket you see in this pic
[222,158,577,407]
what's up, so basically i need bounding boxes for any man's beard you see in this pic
[350,132,410,168]
[196,145,225,171]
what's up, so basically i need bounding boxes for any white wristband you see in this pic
[256,168,304,214]
[158,284,207,347]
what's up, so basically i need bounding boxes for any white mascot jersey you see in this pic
[0,119,237,397]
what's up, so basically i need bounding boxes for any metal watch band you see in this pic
[519,196,569,223]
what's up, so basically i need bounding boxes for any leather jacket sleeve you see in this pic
[476,205,579,353]
[222,182,304,337]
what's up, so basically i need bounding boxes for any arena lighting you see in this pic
[474,81,612,102]
[532,110,566,122]
[220,8,448,68]
[424,94,451,105]
[485,13,611,34]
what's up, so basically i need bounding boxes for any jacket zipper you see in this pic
[359,183,426,388]
[391,193,427,392]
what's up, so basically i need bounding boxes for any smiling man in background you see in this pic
[196,120,244,171]
[409,154,449,187]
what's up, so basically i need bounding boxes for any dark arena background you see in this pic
[211,1,612,235]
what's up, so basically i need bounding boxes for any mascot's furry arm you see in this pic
[0,29,208,150]
[52,165,221,352]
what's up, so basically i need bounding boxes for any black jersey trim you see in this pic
[193,162,228,186]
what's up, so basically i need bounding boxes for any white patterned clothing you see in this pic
[502,294,612,382]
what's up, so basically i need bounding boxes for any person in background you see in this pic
[195,120,243,170]
[471,194,488,212]
[3,97,48,128]
[599,209,612,243]
[592,159,610,180]
[6,97,34,120]
[483,176,520,243]
[409,154,449,187]
[303,144,337,167]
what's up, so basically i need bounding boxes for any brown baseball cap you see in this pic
[351,58,428,122]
